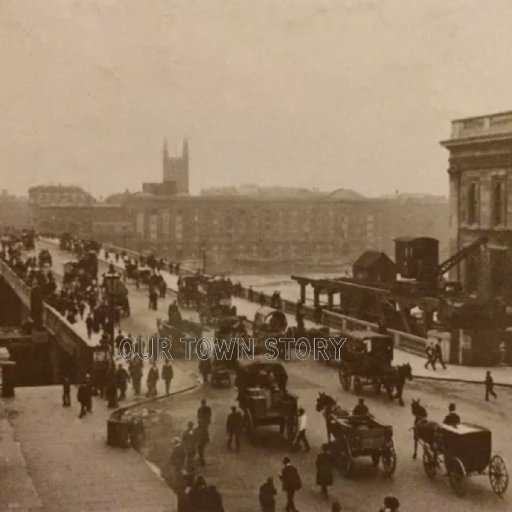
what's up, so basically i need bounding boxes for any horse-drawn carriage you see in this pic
[253,307,289,356]
[316,392,397,478]
[138,266,152,285]
[156,303,203,358]
[59,232,73,251]
[413,406,508,496]
[336,330,412,405]
[198,276,234,325]
[235,358,298,443]
[38,249,52,267]
[211,359,231,387]
[177,275,203,308]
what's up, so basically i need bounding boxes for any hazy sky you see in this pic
[2,0,512,198]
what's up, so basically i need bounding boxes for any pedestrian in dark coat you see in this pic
[485,371,497,401]
[78,300,85,320]
[194,423,209,466]
[116,364,130,400]
[226,406,243,451]
[62,376,71,407]
[424,343,436,370]
[170,438,186,480]
[182,422,197,463]
[129,359,143,395]
[316,444,333,498]
[280,457,301,512]
[162,360,174,394]
[197,399,212,429]
[106,371,118,408]
[147,362,159,397]
[259,477,277,512]
[206,485,225,512]
[434,338,446,369]
[189,476,209,512]
[77,375,92,418]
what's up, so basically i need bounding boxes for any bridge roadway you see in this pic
[36,241,512,512]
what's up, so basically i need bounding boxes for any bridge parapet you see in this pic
[0,259,91,369]
[0,260,31,307]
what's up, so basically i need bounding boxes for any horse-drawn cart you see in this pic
[419,422,508,496]
[235,358,298,444]
[336,330,412,405]
[316,392,396,478]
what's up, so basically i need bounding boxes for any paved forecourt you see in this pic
[0,361,197,512]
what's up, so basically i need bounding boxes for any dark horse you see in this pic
[316,392,349,441]
[381,363,413,406]
[411,399,439,459]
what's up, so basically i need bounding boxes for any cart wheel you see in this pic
[489,454,509,495]
[285,414,299,443]
[353,377,362,394]
[338,366,351,391]
[372,378,382,394]
[422,445,437,479]
[337,435,353,478]
[382,441,397,476]
[448,457,467,496]
[243,409,255,443]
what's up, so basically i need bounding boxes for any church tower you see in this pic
[162,137,189,194]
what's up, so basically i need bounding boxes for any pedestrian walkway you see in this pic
[0,362,197,512]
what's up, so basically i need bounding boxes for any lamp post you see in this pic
[103,264,120,408]
[201,243,207,274]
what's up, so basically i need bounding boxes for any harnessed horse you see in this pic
[411,399,439,459]
[316,392,350,442]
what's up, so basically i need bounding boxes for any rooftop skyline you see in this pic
[2,1,512,197]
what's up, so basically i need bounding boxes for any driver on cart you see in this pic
[443,403,460,427]
[352,397,370,416]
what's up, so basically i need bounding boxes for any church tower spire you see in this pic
[182,137,189,162]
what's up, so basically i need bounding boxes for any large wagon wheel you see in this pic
[422,445,437,479]
[338,364,352,391]
[447,456,467,496]
[489,454,509,495]
[353,377,363,394]
[335,435,353,478]
[243,409,255,443]
[381,440,397,476]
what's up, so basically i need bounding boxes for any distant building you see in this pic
[441,110,512,303]
[0,192,30,228]
[28,185,95,206]
[126,193,449,274]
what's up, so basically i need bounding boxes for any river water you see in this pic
[235,271,350,305]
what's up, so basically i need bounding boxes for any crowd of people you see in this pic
[3,231,409,510]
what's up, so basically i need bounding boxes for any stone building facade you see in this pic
[441,110,512,304]
[125,193,448,274]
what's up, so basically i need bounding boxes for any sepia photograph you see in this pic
[1,1,511,511]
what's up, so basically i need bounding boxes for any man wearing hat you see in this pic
[443,403,460,427]
[77,374,93,419]
[170,437,185,481]
[279,457,302,512]
[380,496,400,511]
[352,397,369,416]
